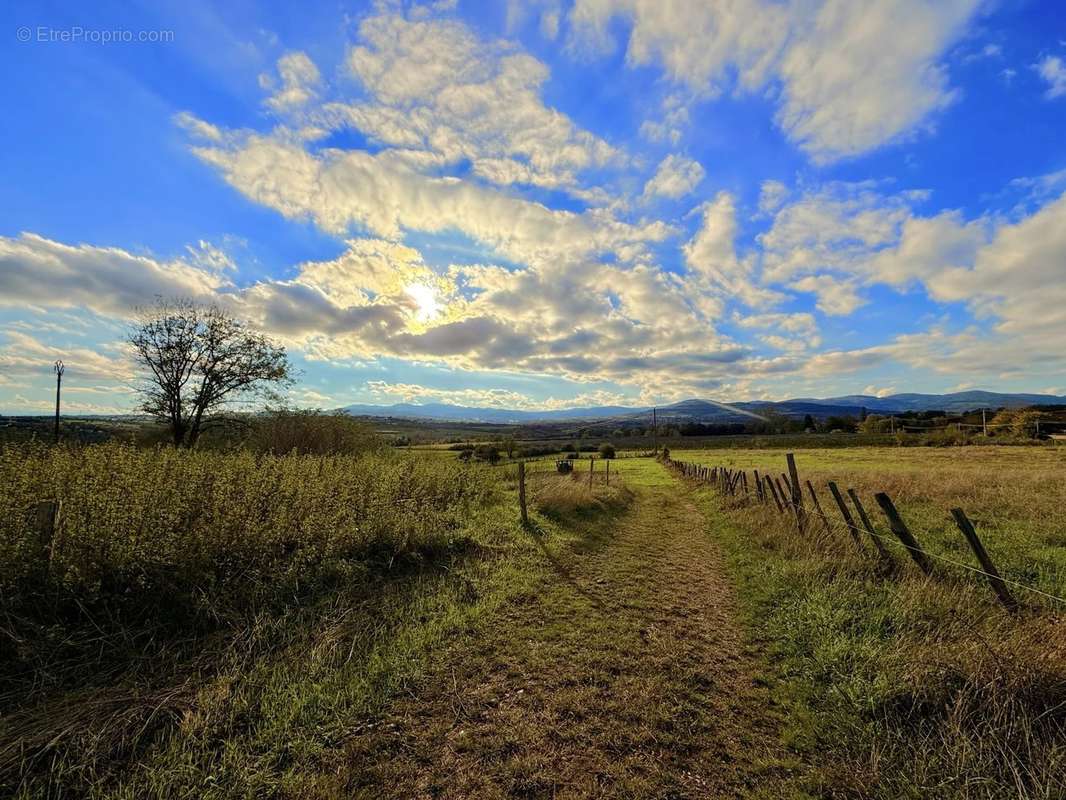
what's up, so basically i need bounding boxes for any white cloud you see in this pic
[638,93,690,145]
[642,154,705,200]
[322,11,621,196]
[683,192,783,309]
[190,134,670,267]
[1035,55,1066,99]
[260,51,321,112]
[759,181,921,284]
[0,330,136,383]
[0,233,227,315]
[791,274,865,316]
[568,0,981,161]
[173,111,222,142]
[364,380,631,410]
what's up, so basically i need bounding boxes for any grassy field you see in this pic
[671,446,1066,798]
[3,440,1065,797]
[0,442,512,797]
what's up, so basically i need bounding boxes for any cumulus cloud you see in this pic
[318,11,621,196]
[642,154,705,200]
[683,192,783,308]
[568,0,981,161]
[791,274,865,316]
[191,135,670,266]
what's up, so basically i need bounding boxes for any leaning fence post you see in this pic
[847,489,893,563]
[786,454,806,533]
[874,493,932,575]
[766,477,785,513]
[775,477,791,510]
[951,508,1019,612]
[806,481,833,537]
[827,482,863,549]
[518,461,529,526]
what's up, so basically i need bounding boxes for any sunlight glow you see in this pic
[405,282,442,321]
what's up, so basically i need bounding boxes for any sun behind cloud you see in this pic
[405,282,442,321]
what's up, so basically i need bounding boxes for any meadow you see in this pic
[2,436,1065,798]
[670,445,1066,797]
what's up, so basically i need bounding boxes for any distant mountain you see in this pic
[339,390,1066,425]
[794,391,1066,414]
[338,401,647,424]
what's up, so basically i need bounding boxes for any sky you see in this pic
[1,0,1065,414]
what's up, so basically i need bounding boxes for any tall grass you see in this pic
[0,441,502,795]
[0,442,495,617]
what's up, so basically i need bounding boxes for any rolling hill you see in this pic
[340,390,1066,424]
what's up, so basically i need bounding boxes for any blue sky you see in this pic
[2,0,1065,413]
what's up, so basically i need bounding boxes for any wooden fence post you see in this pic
[766,477,785,513]
[847,489,893,562]
[775,477,791,510]
[874,493,932,575]
[827,481,863,549]
[806,481,833,537]
[950,508,1019,612]
[753,469,764,503]
[589,457,594,491]
[606,459,610,487]
[518,461,529,526]
[786,453,805,533]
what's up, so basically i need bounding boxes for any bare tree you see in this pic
[129,298,292,447]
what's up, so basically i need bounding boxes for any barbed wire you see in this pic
[669,459,1066,609]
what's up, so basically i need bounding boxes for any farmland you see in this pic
[1,437,1064,798]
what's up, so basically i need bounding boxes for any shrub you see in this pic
[598,443,616,459]
[474,444,500,464]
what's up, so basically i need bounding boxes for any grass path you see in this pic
[342,461,788,798]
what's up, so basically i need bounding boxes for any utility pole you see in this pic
[652,406,657,452]
[53,360,64,444]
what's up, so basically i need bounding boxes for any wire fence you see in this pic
[666,454,1066,613]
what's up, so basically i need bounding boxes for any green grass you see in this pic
[679,446,1066,600]
[7,440,1065,797]
[671,449,1066,798]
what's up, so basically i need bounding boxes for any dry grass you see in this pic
[0,442,506,797]
[527,469,634,520]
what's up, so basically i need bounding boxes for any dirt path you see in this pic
[343,464,783,798]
